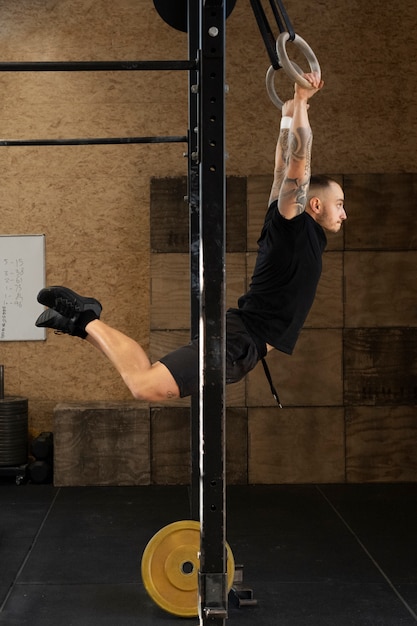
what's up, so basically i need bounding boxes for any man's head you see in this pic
[306,175,347,233]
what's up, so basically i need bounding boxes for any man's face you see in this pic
[317,182,347,233]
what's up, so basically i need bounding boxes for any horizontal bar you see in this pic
[0,60,196,72]
[0,135,188,146]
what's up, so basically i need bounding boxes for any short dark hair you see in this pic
[308,175,340,199]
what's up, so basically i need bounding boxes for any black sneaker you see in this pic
[35,309,87,338]
[37,286,102,319]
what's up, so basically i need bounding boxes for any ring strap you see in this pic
[261,358,283,408]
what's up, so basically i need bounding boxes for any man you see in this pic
[35,72,346,403]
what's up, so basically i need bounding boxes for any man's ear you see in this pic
[308,196,321,215]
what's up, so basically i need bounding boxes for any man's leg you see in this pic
[85,319,181,402]
[35,286,181,402]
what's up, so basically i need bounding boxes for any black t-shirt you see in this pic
[230,200,327,355]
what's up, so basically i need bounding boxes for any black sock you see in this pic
[77,309,99,333]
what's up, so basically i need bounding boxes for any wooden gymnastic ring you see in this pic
[265,60,303,110]
[276,32,321,88]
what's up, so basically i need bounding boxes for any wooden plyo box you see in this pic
[53,402,150,486]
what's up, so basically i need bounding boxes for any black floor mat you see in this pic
[1,483,416,625]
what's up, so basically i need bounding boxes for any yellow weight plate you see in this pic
[141,520,235,617]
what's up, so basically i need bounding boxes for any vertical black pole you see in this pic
[188,0,201,522]
[198,0,227,624]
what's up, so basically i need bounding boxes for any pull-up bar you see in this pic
[0,60,195,72]
[0,136,187,147]
[0,59,193,146]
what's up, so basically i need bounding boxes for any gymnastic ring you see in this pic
[265,60,303,110]
[276,32,321,89]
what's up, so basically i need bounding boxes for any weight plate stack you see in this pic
[0,396,28,466]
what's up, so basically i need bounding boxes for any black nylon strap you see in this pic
[261,358,283,408]
[249,0,280,69]
[249,0,296,71]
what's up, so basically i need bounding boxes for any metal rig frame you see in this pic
[0,1,229,623]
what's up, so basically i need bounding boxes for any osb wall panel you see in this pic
[150,177,189,253]
[247,330,343,408]
[151,407,248,485]
[151,253,246,329]
[227,2,417,177]
[150,176,247,254]
[345,252,417,327]
[344,329,417,406]
[248,407,345,484]
[305,252,344,327]
[346,407,417,482]
[0,1,189,437]
[151,407,190,484]
[54,402,150,487]
[0,0,415,480]
[344,174,417,250]
[247,175,270,251]
[150,172,417,484]
[4,0,414,177]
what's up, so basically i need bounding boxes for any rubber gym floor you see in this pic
[1,482,416,625]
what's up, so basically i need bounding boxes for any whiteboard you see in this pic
[0,235,46,341]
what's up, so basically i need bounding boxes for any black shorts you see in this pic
[159,311,266,398]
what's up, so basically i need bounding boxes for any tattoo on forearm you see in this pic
[271,128,290,197]
[274,123,312,212]
[290,126,312,162]
[280,129,289,161]
[305,132,312,177]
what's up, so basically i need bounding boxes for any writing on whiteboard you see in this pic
[1,258,24,338]
[0,235,45,341]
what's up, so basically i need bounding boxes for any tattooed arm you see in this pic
[268,99,294,206]
[277,72,323,220]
